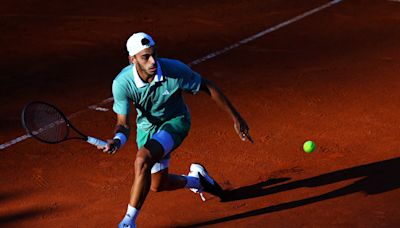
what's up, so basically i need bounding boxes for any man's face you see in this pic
[131,46,158,77]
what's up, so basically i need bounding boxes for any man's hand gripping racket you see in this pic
[234,115,253,144]
[21,101,113,153]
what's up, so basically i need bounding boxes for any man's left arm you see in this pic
[199,78,253,143]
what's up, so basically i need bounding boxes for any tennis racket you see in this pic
[21,101,107,149]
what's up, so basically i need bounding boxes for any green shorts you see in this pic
[136,115,191,152]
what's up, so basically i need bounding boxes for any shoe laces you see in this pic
[199,192,206,201]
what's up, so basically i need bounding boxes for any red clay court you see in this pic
[1,0,400,227]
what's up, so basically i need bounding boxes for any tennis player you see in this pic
[103,32,252,228]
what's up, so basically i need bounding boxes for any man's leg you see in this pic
[150,168,187,192]
[129,139,164,208]
[119,140,163,228]
[150,164,225,201]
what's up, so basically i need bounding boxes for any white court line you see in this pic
[0,0,343,150]
[89,106,109,112]
[188,0,343,66]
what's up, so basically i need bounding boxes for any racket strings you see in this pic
[23,103,69,143]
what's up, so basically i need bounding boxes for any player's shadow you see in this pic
[0,207,60,225]
[178,156,400,227]
[0,188,66,225]
[220,177,292,202]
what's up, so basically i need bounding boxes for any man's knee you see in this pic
[134,149,152,173]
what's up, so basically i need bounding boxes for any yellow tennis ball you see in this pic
[303,140,315,153]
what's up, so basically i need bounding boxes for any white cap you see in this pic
[126,32,156,56]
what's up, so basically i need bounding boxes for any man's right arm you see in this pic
[115,114,131,136]
[107,78,132,154]
[103,113,131,154]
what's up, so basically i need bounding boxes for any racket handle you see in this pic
[87,136,107,149]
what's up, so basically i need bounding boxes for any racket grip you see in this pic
[87,136,107,149]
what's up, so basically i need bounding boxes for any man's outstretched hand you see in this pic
[234,116,253,144]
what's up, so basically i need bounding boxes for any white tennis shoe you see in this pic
[118,215,136,228]
[188,163,224,201]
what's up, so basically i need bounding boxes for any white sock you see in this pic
[184,175,201,189]
[126,204,139,221]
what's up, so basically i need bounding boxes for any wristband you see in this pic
[113,132,127,147]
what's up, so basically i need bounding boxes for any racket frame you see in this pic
[22,101,92,144]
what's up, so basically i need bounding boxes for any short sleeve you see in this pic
[176,61,202,94]
[112,80,131,115]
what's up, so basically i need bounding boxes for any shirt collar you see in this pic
[133,62,164,88]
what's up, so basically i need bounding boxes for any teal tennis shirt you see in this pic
[112,58,202,130]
